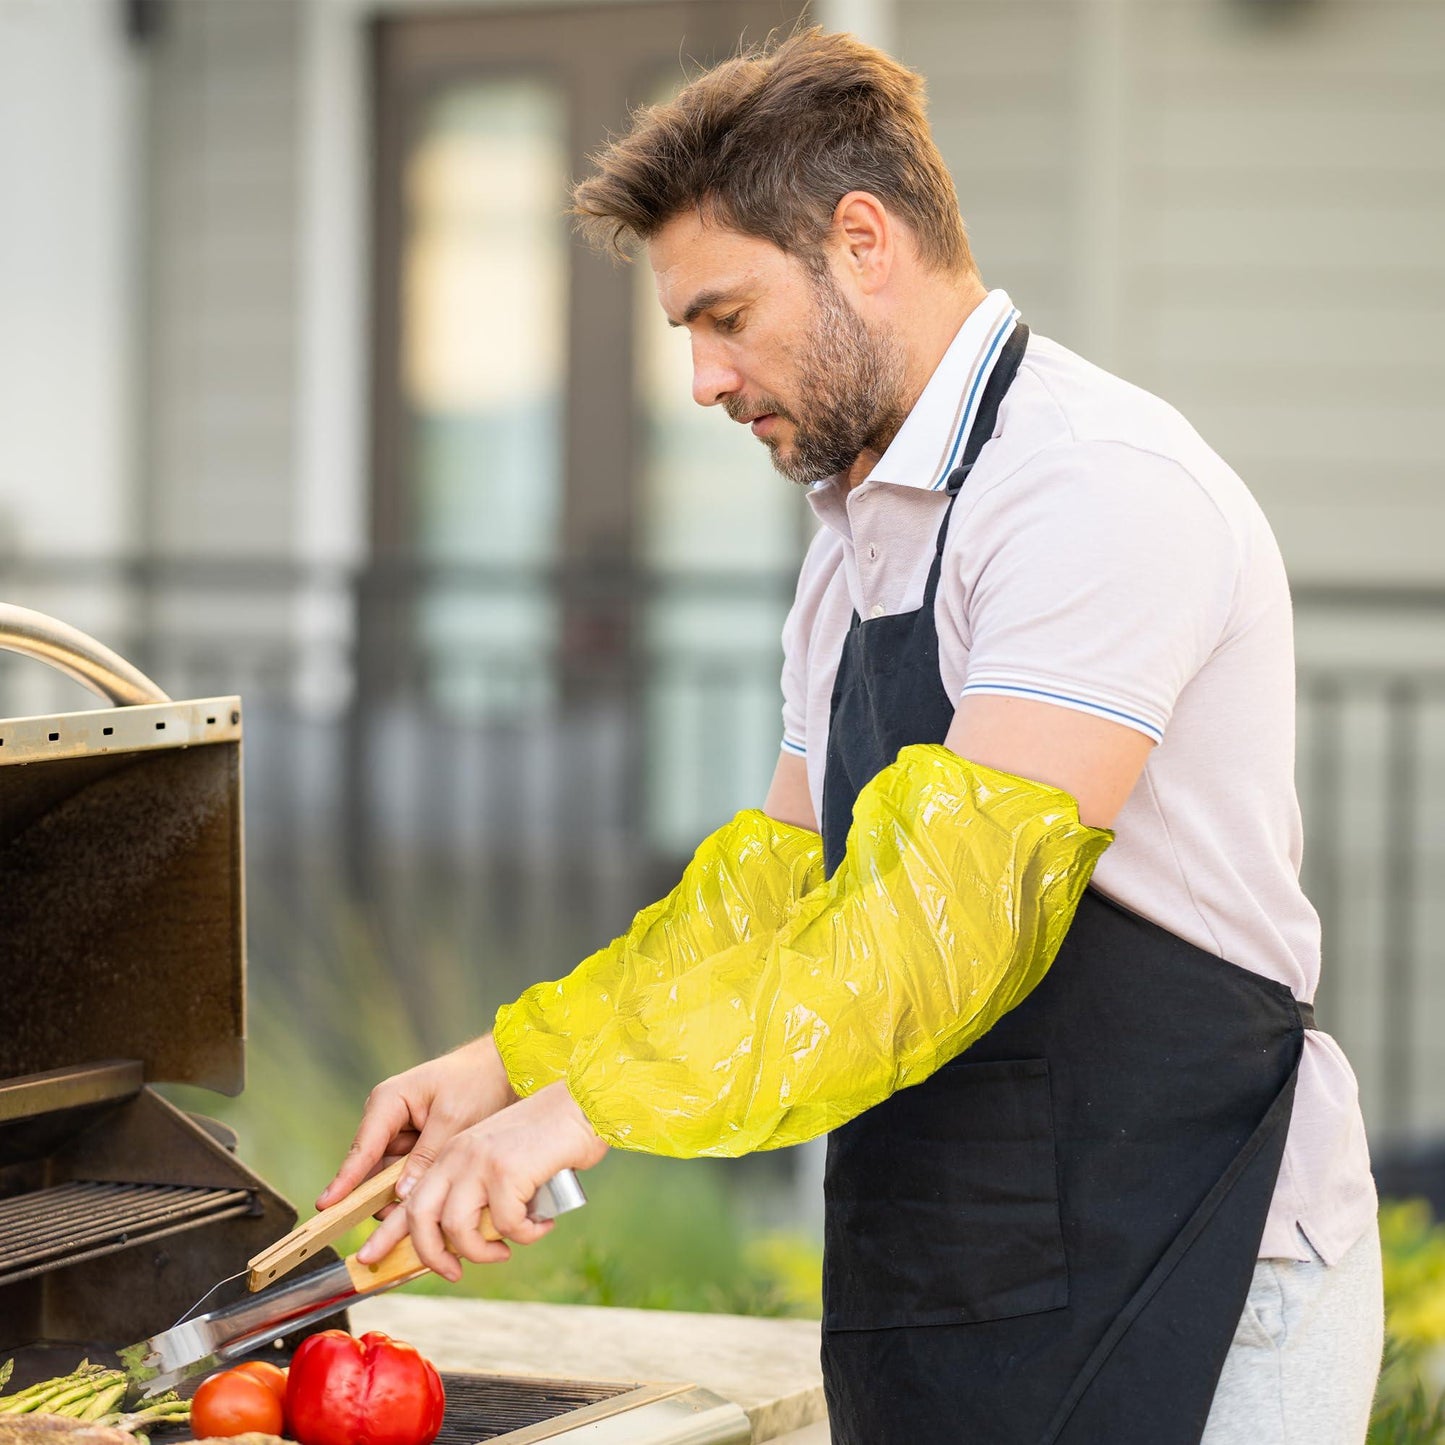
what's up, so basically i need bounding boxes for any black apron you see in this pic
[818,322,1311,1445]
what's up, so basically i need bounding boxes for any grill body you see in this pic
[0,693,346,1364]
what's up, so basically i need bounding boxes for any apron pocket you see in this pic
[823,1057,1068,1331]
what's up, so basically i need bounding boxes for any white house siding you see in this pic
[143,0,303,560]
[898,1,1082,344]
[1130,1,1445,590]
[0,0,146,716]
[0,0,138,560]
[897,0,1445,591]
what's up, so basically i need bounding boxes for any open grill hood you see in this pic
[0,602,248,1093]
[0,696,248,1094]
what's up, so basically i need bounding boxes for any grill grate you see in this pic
[0,1181,253,1287]
[433,1373,635,1443]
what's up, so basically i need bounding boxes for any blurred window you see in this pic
[402,78,567,714]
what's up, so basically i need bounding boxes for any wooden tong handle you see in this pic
[341,1210,505,1294]
[248,1158,408,1291]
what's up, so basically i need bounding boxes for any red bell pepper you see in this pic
[286,1330,446,1445]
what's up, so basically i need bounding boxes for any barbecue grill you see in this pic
[0,604,347,1378]
[0,608,751,1444]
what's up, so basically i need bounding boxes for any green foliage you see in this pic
[1381,1201,1445,1348]
[1370,1201,1445,1444]
[162,884,822,1320]
[1370,1341,1445,1445]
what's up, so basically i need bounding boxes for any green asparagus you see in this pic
[0,1368,106,1415]
[79,1385,127,1423]
[0,1364,188,1436]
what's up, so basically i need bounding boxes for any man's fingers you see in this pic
[483,1179,554,1245]
[395,1112,463,1201]
[404,1175,463,1283]
[317,1151,381,1211]
[441,1179,511,1266]
[369,1144,419,1219]
[355,1203,410,1265]
[317,1090,416,1209]
[504,1215,555,1247]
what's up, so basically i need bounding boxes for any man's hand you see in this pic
[354,1082,608,1282]
[317,1033,519,1212]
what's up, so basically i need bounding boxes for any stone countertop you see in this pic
[351,1294,826,1442]
[767,1424,830,1445]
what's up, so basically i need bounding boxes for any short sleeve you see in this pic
[955,442,1240,744]
[779,568,811,759]
[779,526,842,759]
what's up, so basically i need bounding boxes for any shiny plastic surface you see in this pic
[505,744,1112,1158]
[494,809,824,1097]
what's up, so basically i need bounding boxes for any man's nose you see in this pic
[691,339,741,409]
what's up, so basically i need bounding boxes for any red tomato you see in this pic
[191,1367,286,1437]
[232,1361,289,1428]
[287,1330,445,1445]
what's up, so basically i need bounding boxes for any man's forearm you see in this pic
[471,1033,520,1110]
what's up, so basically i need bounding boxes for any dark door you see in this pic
[369,1,808,721]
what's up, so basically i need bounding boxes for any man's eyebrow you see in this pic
[667,287,743,328]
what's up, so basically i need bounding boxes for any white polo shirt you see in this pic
[779,288,1376,1264]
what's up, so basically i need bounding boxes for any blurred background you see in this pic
[1,0,1443,1406]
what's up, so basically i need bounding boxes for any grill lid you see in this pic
[0,609,248,1094]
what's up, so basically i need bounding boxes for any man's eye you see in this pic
[715,311,743,334]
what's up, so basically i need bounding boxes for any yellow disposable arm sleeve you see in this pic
[493,809,824,1097]
[564,744,1113,1158]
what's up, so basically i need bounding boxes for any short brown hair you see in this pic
[571,27,973,275]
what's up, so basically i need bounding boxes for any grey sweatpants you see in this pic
[1200,1222,1384,1445]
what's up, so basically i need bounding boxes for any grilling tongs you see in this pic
[118,1160,586,1400]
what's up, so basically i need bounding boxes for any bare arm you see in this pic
[763,750,819,831]
[943,693,1153,830]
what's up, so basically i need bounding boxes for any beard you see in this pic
[727,266,908,486]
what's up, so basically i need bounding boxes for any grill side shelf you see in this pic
[0,1181,254,1288]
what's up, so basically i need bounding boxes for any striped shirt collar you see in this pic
[809,288,1019,513]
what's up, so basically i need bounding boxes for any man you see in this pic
[326,28,1381,1444]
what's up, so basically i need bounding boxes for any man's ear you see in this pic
[831,190,894,297]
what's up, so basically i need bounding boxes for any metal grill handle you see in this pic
[0,603,169,706]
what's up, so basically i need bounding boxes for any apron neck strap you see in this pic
[922,320,1031,605]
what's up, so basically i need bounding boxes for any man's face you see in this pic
[649,210,906,486]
